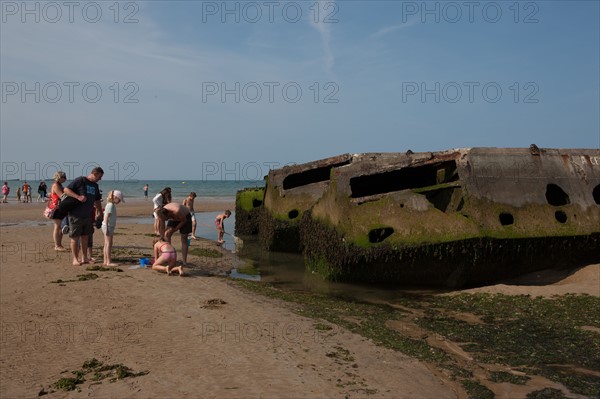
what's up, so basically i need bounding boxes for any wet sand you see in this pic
[0,201,598,398]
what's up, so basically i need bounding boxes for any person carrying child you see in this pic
[215,210,231,244]
[63,167,103,266]
[152,237,183,276]
[102,190,123,266]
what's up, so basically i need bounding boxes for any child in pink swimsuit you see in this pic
[152,238,183,276]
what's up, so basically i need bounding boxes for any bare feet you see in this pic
[54,246,68,252]
[166,265,172,276]
[190,236,199,240]
[104,263,119,267]
[72,260,81,266]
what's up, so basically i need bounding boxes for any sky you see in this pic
[1,0,599,180]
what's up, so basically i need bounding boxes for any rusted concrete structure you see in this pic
[238,148,600,287]
[257,154,353,252]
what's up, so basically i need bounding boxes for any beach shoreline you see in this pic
[0,198,235,224]
[0,203,598,398]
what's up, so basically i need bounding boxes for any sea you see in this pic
[96,179,264,201]
[97,180,263,249]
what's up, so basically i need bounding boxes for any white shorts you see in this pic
[102,224,115,236]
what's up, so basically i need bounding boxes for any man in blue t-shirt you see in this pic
[63,167,104,265]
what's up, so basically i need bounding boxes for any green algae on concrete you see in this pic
[235,188,265,236]
[245,148,600,285]
[301,210,600,287]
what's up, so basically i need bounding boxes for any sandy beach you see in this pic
[0,200,598,398]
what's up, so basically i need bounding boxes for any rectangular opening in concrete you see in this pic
[350,160,458,198]
[282,161,351,190]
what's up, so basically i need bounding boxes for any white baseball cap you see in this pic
[113,190,124,202]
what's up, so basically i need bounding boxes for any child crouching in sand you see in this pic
[152,238,183,276]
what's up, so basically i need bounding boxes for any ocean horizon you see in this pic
[95,180,263,201]
[4,179,264,201]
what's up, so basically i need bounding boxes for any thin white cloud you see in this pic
[371,18,418,39]
[309,0,335,72]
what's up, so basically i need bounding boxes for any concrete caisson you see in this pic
[239,148,600,287]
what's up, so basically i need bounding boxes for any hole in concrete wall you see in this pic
[368,227,394,243]
[282,161,351,190]
[545,184,570,206]
[425,187,455,213]
[252,199,263,208]
[499,212,514,226]
[593,184,600,205]
[350,160,458,198]
[555,210,567,223]
[288,209,299,219]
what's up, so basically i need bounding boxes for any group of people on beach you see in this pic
[42,170,231,277]
[46,168,112,267]
[150,187,231,275]
[1,181,48,203]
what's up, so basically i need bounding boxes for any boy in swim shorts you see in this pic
[215,210,231,244]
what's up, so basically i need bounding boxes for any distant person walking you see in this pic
[1,182,9,203]
[182,192,198,240]
[16,187,21,202]
[143,184,149,200]
[152,187,172,235]
[63,167,104,266]
[22,181,31,203]
[37,181,47,201]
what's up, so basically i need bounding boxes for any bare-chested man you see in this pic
[156,202,191,265]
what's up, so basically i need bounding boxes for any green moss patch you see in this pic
[525,388,568,399]
[50,273,100,284]
[489,371,530,385]
[189,247,223,258]
[237,188,264,212]
[461,379,494,399]
[236,263,260,275]
[326,346,355,363]
[52,358,148,392]
[232,280,448,364]
[232,280,600,397]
